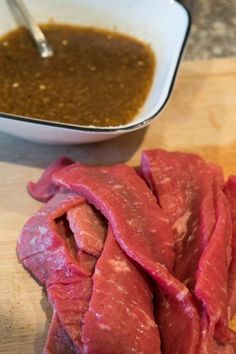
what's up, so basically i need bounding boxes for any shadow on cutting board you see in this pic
[33,290,52,354]
[0,127,147,168]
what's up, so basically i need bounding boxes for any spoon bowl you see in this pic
[8,0,53,58]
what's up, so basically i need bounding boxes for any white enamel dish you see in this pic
[0,0,191,144]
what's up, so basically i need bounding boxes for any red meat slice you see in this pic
[224,176,236,319]
[66,199,161,353]
[67,203,106,257]
[82,227,161,354]
[77,251,97,274]
[43,312,75,354]
[17,192,94,352]
[17,192,85,282]
[45,202,107,354]
[140,149,234,350]
[196,192,235,346]
[141,149,223,266]
[54,163,200,354]
[19,174,163,353]
[28,157,74,202]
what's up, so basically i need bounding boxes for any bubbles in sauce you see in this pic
[0,24,156,127]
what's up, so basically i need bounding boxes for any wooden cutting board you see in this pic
[1,58,236,353]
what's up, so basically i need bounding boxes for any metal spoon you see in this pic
[8,0,54,58]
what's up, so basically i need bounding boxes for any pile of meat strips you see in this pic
[17,149,236,354]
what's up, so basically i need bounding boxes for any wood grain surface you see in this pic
[1,58,236,353]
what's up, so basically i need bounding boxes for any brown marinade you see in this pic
[0,24,155,127]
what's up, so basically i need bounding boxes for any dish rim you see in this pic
[0,1,191,134]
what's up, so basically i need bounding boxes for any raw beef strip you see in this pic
[154,288,199,354]
[17,191,85,281]
[225,176,236,319]
[43,312,75,354]
[54,163,200,354]
[82,227,161,354]
[142,150,230,332]
[45,202,107,354]
[196,309,214,354]
[141,149,235,347]
[67,203,106,257]
[195,192,235,345]
[141,148,224,267]
[17,192,93,352]
[67,198,161,353]
[28,157,74,202]
[20,177,162,353]
[77,251,97,274]
[196,309,234,353]
[174,193,215,291]
[140,149,226,351]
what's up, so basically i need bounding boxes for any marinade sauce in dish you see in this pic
[0,24,156,127]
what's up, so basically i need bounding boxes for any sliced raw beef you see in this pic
[156,288,200,354]
[141,149,224,269]
[17,191,85,281]
[67,203,106,257]
[18,150,236,354]
[66,196,161,353]
[19,177,162,353]
[77,251,97,274]
[195,192,235,347]
[43,312,75,354]
[54,163,175,271]
[140,149,234,349]
[45,201,107,354]
[225,176,236,320]
[82,227,161,354]
[196,309,214,353]
[28,157,74,202]
[54,163,200,354]
[17,192,93,352]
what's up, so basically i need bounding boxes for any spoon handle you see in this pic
[10,0,54,58]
